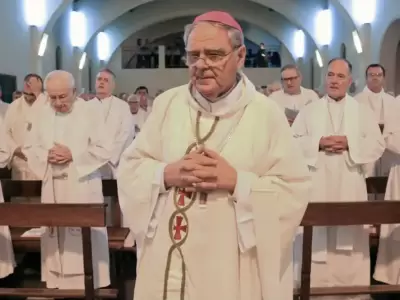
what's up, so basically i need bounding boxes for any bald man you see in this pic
[23,70,111,289]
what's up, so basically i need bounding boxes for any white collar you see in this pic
[364,86,384,95]
[192,78,243,115]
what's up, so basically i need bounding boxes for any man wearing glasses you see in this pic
[117,11,310,300]
[355,63,397,178]
[270,64,319,126]
[4,73,46,201]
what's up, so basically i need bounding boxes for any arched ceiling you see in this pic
[45,0,360,53]
[88,1,310,63]
[73,0,323,51]
[102,17,294,64]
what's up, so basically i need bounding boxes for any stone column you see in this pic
[158,45,165,69]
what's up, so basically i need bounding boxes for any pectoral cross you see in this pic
[173,216,187,241]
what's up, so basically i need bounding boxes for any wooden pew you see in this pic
[0,202,117,299]
[295,201,400,299]
[0,179,131,251]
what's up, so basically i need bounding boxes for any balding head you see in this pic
[45,70,75,90]
[45,70,77,113]
[326,58,352,100]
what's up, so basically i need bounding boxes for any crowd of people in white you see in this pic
[0,10,400,300]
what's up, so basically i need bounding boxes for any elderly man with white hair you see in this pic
[23,70,111,289]
[117,11,310,300]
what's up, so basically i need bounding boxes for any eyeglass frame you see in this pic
[184,45,242,67]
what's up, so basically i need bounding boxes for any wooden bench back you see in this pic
[1,179,121,226]
[0,203,109,299]
[298,201,400,299]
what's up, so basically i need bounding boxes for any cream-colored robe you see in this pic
[374,100,400,285]
[0,117,15,279]
[87,95,134,245]
[270,86,320,121]
[292,95,385,300]
[87,96,133,179]
[23,98,112,289]
[117,75,311,300]
[4,94,46,187]
[136,106,151,130]
[0,100,9,118]
[355,87,396,177]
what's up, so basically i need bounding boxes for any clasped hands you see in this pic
[319,135,348,153]
[48,143,72,165]
[164,147,237,194]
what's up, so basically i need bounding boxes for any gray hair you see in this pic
[281,64,301,75]
[127,94,139,103]
[44,70,75,90]
[183,21,244,48]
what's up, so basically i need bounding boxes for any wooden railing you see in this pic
[0,203,117,299]
[296,201,400,299]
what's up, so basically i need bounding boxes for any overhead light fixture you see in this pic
[69,11,87,48]
[352,31,363,54]
[294,29,305,58]
[79,52,87,70]
[315,50,323,68]
[315,9,332,46]
[24,0,46,27]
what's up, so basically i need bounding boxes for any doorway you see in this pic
[0,74,17,103]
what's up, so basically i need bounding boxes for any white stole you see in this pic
[309,95,361,262]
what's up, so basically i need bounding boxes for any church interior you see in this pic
[1,0,400,299]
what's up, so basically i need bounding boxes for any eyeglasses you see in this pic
[185,47,239,66]
[281,76,299,82]
[367,73,383,78]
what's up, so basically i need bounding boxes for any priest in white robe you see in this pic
[87,68,133,246]
[292,58,385,300]
[270,64,319,125]
[0,117,16,280]
[127,94,140,137]
[354,63,397,177]
[88,69,133,179]
[23,70,111,289]
[117,11,310,300]
[373,100,400,289]
[4,74,46,202]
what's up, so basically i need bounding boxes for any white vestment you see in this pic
[87,96,133,178]
[23,98,111,289]
[0,117,15,279]
[136,107,151,130]
[87,96,134,245]
[292,95,385,300]
[270,87,319,121]
[117,74,311,300]
[0,100,9,118]
[4,94,46,184]
[355,87,397,177]
[374,101,400,285]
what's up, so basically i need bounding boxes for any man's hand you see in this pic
[163,147,218,190]
[14,146,27,161]
[164,147,237,194]
[48,143,72,164]
[193,148,237,194]
[320,136,348,153]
